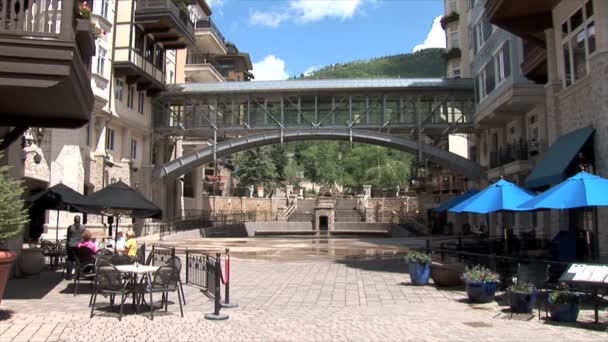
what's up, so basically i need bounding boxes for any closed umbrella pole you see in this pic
[55,209,59,243]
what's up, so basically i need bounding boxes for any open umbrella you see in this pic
[433,189,479,212]
[518,171,608,209]
[449,179,534,213]
[25,183,88,242]
[518,171,608,259]
[73,181,162,253]
[449,179,534,246]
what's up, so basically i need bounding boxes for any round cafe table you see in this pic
[115,264,160,314]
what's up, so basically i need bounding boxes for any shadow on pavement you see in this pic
[0,309,14,321]
[4,269,63,300]
[335,256,405,274]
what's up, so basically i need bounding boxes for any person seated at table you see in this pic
[124,230,138,259]
[115,231,127,255]
[77,230,97,254]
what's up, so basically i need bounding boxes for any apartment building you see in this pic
[2,0,236,239]
[485,0,608,259]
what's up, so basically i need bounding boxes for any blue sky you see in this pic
[207,0,446,80]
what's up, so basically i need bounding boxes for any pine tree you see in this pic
[0,152,29,243]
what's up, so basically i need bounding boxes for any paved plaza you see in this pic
[1,254,607,341]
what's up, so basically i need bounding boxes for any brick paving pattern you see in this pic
[1,258,607,341]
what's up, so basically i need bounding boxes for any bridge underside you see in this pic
[154,129,486,181]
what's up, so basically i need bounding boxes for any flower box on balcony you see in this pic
[76,19,96,59]
[440,12,459,29]
[443,48,462,61]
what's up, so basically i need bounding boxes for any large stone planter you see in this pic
[0,250,16,304]
[19,247,44,276]
[431,261,464,286]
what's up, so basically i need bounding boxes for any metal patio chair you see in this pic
[90,264,134,321]
[141,265,184,320]
[166,256,187,305]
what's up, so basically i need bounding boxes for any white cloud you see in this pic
[249,0,365,28]
[206,0,225,9]
[291,0,361,23]
[303,65,321,76]
[252,55,290,81]
[249,11,290,28]
[412,16,446,52]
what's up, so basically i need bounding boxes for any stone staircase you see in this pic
[335,198,363,222]
[287,199,316,222]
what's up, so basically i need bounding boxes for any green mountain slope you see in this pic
[300,48,446,79]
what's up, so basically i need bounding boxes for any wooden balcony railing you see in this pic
[1,0,77,39]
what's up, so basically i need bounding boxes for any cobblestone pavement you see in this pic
[1,257,607,341]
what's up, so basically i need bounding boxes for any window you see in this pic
[134,27,145,56]
[105,128,115,151]
[101,0,109,19]
[137,91,145,114]
[561,0,595,87]
[114,79,123,102]
[127,85,135,109]
[170,70,175,84]
[476,61,495,102]
[155,46,164,71]
[183,172,194,198]
[130,139,137,159]
[145,40,154,63]
[494,42,510,84]
[447,0,457,13]
[96,46,106,76]
[452,69,461,78]
[450,31,459,49]
[473,13,492,55]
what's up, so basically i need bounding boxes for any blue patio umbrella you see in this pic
[449,179,535,214]
[432,189,479,212]
[518,171,608,210]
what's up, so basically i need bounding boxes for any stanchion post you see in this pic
[185,249,189,284]
[222,248,238,308]
[204,252,228,320]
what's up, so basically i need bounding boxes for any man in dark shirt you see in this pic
[65,216,85,279]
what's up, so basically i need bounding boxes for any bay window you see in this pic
[561,1,595,87]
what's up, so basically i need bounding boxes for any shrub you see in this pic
[508,276,535,293]
[549,289,579,304]
[461,265,499,283]
[0,151,29,244]
[404,251,431,264]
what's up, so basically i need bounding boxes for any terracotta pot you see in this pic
[431,261,464,286]
[0,250,16,304]
[19,247,44,276]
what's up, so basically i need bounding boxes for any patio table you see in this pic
[114,264,160,313]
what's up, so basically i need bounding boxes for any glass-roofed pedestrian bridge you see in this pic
[153,78,485,180]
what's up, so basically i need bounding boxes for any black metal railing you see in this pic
[136,0,194,32]
[154,210,277,237]
[195,18,225,43]
[489,140,530,169]
[147,245,175,265]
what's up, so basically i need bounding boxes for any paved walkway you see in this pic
[1,258,607,341]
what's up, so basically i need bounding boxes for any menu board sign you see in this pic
[560,264,608,283]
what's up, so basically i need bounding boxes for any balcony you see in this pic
[487,140,532,179]
[194,18,226,55]
[440,12,459,30]
[521,40,547,84]
[475,82,545,126]
[443,48,461,62]
[0,0,94,132]
[134,0,195,49]
[113,47,165,94]
[185,53,225,83]
[485,0,558,42]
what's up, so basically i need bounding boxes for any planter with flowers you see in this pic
[508,277,537,313]
[548,288,580,322]
[0,151,30,303]
[405,251,431,285]
[75,2,99,57]
[462,265,500,303]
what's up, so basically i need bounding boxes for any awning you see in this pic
[524,127,594,190]
[432,189,479,212]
